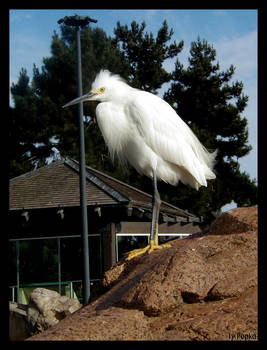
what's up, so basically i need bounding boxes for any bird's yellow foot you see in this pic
[125,238,171,260]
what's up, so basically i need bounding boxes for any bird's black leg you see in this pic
[125,169,170,260]
[150,169,161,244]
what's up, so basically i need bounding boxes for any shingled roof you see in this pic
[9,157,199,222]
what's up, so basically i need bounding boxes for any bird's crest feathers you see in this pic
[92,70,127,91]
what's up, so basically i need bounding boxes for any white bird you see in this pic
[63,69,216,259]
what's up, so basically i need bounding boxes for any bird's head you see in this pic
[63,69,129,108]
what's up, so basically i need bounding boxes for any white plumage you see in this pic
[63,69,216,257]
[82,70,216,189]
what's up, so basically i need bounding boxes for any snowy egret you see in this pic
[63,70,216,259]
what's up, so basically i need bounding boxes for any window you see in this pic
[9,234,103,303]
[19,239,58,284]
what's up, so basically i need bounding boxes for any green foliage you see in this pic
[9,68,56,177]
[113,20,184,92]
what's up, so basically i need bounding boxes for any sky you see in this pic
[9,9,258,211]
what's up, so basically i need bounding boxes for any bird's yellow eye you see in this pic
[99,87,105,93]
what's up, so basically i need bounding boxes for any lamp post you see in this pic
[57,14,97,305]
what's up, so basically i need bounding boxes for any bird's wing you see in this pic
[128,91,216,186]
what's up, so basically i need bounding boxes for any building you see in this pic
[9,157,201,303]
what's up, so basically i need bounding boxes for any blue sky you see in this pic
[9,9,258,211]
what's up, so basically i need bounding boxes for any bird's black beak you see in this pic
[63,92,95,108]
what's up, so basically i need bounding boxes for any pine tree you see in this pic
[9,68,56,177]
[112,20,184,92]
[163,37,257,218]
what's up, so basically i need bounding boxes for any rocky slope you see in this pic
[28,205,258,341]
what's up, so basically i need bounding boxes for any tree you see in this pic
[9,68,57,177]
[113,20,184,93]
[163,37,257,218]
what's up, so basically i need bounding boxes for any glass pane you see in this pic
[8,242,17,287]
[61,235,102,279]
[61,237,83,282]
[19,239,58,284]
[60,235,102,301]
[89,235,102,280]
[116,236,149,261]
[60,237,83,301]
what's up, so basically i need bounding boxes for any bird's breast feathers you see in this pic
[96,102,134,163]
[96,93,216,187]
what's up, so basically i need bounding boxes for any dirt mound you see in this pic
[28,205,258,341]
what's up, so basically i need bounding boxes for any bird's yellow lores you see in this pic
[63,70,216,259]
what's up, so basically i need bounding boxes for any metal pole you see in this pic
[76,27,90,305]
[57,14,97,306]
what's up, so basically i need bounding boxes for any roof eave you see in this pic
[64,157,129,203]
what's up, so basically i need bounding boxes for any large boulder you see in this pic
[27,288,82,333]
[28,206,258,341]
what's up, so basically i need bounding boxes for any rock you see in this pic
[27,206,258,341]
[27,288,82,333]
[206,265,257,301]
[209,205,258,235]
